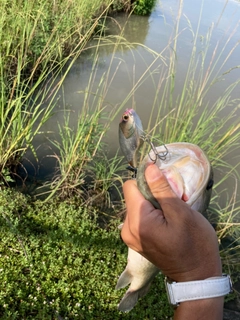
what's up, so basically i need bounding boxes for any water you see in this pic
[23,0,240,206]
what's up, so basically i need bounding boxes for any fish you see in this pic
[116,109,214,312]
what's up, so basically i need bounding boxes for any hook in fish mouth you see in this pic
[142,135,169,164]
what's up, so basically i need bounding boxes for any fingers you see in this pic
[121,177,165,252]
[122,180,154,235]
[144,163,191,220]
[144,163,178,201]
[121,163,189,249]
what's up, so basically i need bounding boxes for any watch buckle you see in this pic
[164,277,179,307]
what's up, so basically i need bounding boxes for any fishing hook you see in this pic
[142,135,168,164]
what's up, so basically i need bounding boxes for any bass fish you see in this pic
[116,109,213,312]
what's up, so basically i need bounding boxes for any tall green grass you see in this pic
[0,0,154,191]
[0,0,128,185]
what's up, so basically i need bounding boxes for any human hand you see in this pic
[121,163,222,282]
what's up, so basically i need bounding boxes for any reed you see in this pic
[39,24,139,201]
[0,0,121,186]
[43,108,110,200]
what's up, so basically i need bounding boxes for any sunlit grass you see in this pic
[43,108,108,200]
[0,0,118,186]
[86,151,125,210]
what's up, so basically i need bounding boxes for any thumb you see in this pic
[145,163,179,209]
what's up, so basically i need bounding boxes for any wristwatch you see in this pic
[165,274,232,307]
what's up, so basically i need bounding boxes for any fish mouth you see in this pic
[145,143,212,206]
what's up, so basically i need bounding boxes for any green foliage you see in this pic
[45,110,106,200]
[0,0,121,185]
[0,189,173,319]
[111,0,132,12]
[133,0,157,15]
[0,0,116,75]
[86,151,125,209]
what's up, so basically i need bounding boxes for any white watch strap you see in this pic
[165,274,232,306]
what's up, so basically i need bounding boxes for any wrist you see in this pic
[171,256,222,283]
[174,296,224,320]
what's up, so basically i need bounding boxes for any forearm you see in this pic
[174,297,224,320]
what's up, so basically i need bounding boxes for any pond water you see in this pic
[23,0,240,208]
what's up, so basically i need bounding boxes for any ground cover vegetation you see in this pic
[0,0,240,318]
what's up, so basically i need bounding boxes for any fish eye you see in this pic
[123,114,129,121]
[206,178,214,190]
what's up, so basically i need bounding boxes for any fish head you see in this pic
[137,142,213,215]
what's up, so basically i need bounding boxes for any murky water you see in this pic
[23,0,240,206]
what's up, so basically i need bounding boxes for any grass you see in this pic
[0,0,100,184]
[0,0,240,318]
[0,189,173,319]
[0,0,141,186]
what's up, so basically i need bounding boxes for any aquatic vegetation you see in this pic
[0,0,125,185]
[133,0,157,15]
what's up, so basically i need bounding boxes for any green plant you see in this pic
[133,0,157,15]
[0,0,118,186]
[111,0,132,12]
[0,189,173,319]
[42,30,139,201]
[44,109,107,200]
[86,151,125,210]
